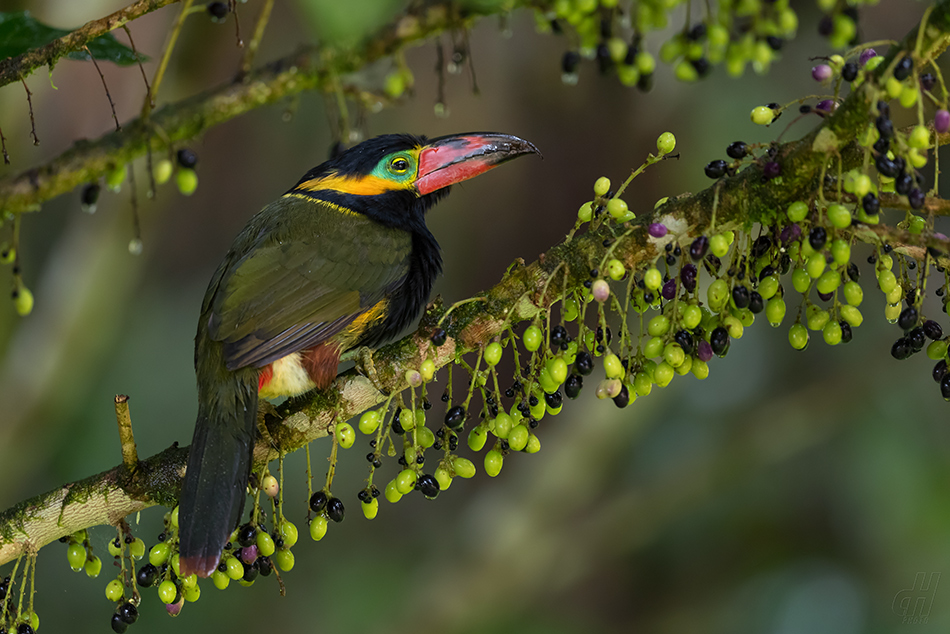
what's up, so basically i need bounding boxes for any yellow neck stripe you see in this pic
[295,173,403,196]
[283,192,359,216]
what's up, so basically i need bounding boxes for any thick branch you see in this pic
[0,0,179,88]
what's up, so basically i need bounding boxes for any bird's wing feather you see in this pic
[206,196,412,370]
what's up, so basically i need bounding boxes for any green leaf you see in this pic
[0,11,146,67]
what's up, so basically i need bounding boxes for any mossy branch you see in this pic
[0,0,525,214]
[0,0,180,89]
[2,0,950,570]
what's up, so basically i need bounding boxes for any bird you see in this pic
[177,132,540,577]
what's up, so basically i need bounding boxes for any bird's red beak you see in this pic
[414,133,540,196]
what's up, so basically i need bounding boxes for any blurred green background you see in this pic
[0,1,948,633]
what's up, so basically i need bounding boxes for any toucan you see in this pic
[178,132,540,577]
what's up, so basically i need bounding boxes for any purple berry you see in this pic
[815,99,837,116]
[811,64,833,82]
[697,340,713,362]
[780,224,802,244]
[649,223,668,238]
[762,161,781,179]
[935,109,950,134]
[662,279,677,300]
[859,48,877,65]
[681,263,697,292]
[241,545,258,564]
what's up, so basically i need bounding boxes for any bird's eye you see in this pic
[390,157,410,173]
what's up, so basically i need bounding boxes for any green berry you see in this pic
[603,353,624,379]
[508,424,529,451]
[607,198,628,220]
[153,159,173,185]
[398,407,415,432]
[826,204,851,228]
[149,542,170,566]
[607,258,625,281]
[335,422,355,449]
[106,164,126,192]
[806,252,827,279]
[643,336,664,358]
[822,320,842,345]
[644,267,663,290]
[792,267,811,293]
[395,469,417,495]
[707,279,729,310]
[384,480,402,504]
[877,270,898,294]
[105,579,124,602]
[417,425,435,448]
[310,516,329,540]
[158,580,177,604]
[709,234,729,257]
[128,538,145,560]
[176,168,198,196]
[692,359,710,380]
[785,200,808,222]
[647,314,671,336]
[359,410,381,435]
[843,281,863,305]
[84,555,102,578]
[816,270,840,295]
[14,285,33,317]
[682,304,703,329]
[225,556,244,580]
[831,239,850,265]
[663,344,685,368]
[523,325,542,351]
[67,543,86,571]
[420,359,436,382]
[562,297,580,321]
[656,132,676,155]
[484,450,504,477]
[525,434,541,453]
[361,498,379,520]
[654,361,674,387]
[766,297,786,327]
[484,341,503,366]
[633,372,652,397]
[788,323,809,350]
[256,531,276,557]
[751,105,775,125]
[594,176,611,197]
[468,425,487,451]
[183,583,200,603]
[806,306,830,331]
[577,202,593,222]
[279,520,298,548]
[927,339,949,360]
[453,457,476,478]
[547,357,568,384]
[493,411,514,439]
[212,570,230,590]
[840,305,863,327]
[274,549,295,572]
[107,539,122,558]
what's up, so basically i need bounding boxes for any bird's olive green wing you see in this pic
[206,196,413,370]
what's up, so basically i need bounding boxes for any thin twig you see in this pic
[240,0,274,77]
[85,46,121,131]
[0,124,9,164]
[144,0,195,119]
[20,78,38,146]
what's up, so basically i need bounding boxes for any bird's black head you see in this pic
[286,132,540,232]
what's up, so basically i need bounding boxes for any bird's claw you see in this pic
[355,347,389,396]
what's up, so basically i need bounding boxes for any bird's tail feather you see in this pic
[178,379,257,578]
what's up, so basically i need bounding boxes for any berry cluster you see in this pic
[535,0,799,87]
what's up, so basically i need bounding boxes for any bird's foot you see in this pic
[354,346,389,396]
